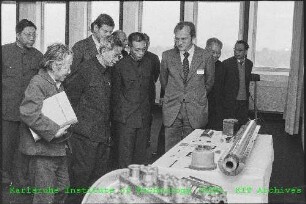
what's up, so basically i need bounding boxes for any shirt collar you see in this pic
[92,35,101,53]
[47,72,61,89]
[237,58,246,64]
[180,44,195,56]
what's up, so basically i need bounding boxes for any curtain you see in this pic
[283,1,304,135]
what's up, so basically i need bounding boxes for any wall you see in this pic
[249,72,288,113]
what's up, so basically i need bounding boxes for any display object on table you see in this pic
[218,119,260,176]
[189,145,217,170]
[222,119,238,137]
[95,164,228,203]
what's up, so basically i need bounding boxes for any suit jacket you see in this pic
[160,45,215,129]
[64,57,111,143]
[222,56,253,117]
[19,69,67,156]
[70,35,98,74]
[112,55,155,128]
[2,43,43,121]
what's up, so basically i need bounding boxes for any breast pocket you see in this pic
[3,64,19,77]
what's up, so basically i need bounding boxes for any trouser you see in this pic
[29,156,69,204]
[234,100,249,127]
[66,133,110,204]
[2,120,30,187]
[114,121,150,168]
[164,103,194,152]
[224,100,249,128]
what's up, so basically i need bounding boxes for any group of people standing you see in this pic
[2,13,253,204]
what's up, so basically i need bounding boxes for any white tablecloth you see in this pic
[152,129,274,203]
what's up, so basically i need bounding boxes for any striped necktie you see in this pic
[183,52,190,84]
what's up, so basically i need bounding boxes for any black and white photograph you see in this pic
[1,1,304,204]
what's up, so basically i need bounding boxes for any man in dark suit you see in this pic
[222,40,253,127]
[160,22,215,151]
[112,32,156,168]
[68,13,114,76]
[64,36,123,204]
[206,38,225,131]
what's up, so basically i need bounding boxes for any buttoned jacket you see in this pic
[64,57,111,143]
[2,43,43,121]
[19,69,67,156]
[160,46,215,129]
[222,56,253,112]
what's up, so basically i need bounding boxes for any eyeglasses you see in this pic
[233,48,245,52]
[22,32,37,38]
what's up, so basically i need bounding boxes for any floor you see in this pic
[2,106,305,204]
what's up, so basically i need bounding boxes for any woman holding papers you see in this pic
[19,43,73,204]
[64,35,123,204]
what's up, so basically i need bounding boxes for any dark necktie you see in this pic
[183,52,190,84]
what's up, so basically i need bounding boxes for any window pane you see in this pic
[255,2,294,68]
[91,1,119,31]
[1,3,16,45]
[44,3,66,52]
[197,2,240,61]
[142,1,180,59]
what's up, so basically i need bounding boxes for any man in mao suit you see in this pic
[160,22,215,151]
[222,40,253,127]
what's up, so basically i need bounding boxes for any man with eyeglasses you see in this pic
[64,35,123,204]
[222,40,253,128]
[112,32,156,168]
[160,21,215,151]
[2,19,43,188]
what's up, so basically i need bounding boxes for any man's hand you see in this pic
[54,125,71,138]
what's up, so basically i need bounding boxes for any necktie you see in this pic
[183,52,190,84]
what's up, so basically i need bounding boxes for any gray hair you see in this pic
[206,37,223,49]
[99,35,123,54]
[41,43,73,70]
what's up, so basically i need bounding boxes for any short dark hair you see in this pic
[90,13,115,32]
[236,40,249,50]
[128,32,146,47]
[143,33,150,42]
[174,21,196,38]
[16,19,37,34]
[206,38,223,49]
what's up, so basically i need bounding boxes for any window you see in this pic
[43,2,66,52]
[197,2,240,61]
[1,2,17,45]
[255,1,294,69]
[91,1,120,31]
[142,1,180,59]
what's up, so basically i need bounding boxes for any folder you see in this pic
[30,91,78,142]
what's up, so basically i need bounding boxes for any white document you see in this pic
[30,91,78,142]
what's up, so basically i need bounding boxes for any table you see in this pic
[82,128,274,203]
[152,128,274,203]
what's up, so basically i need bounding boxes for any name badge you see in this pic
[197,69,204,75]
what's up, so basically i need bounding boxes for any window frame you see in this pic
[40,1,67,52]
[86,1,122,37]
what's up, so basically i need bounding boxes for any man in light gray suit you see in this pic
[160,21,215,151]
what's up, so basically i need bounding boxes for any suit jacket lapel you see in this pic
[87,36,99,56]
[172,49,184,80]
